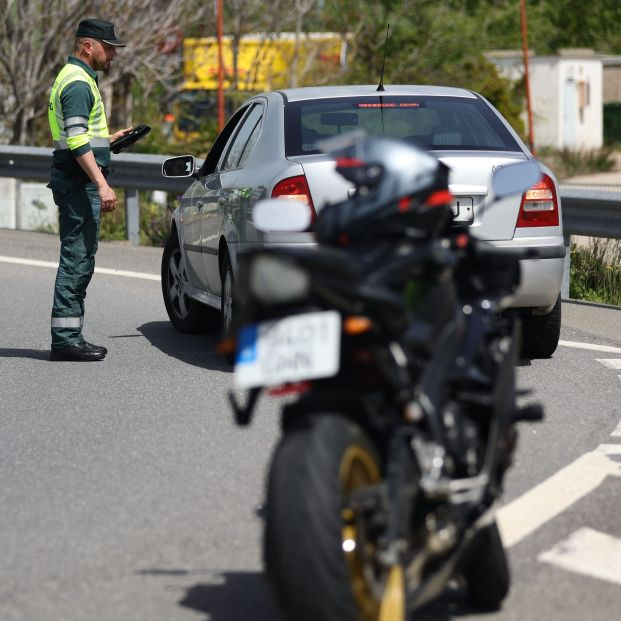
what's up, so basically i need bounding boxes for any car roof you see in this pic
[272,84,478,102]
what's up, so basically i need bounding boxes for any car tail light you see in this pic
[516,174,559,228]
[271,175,316,220]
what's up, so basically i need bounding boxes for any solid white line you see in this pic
[496,450,621,548]
[0,256,58,269]
[0,255,160,282]
[538,527,621,586]
[95,266,160,281]
[597,444,621,455]
[559,340,621,354]
[596,359,621,370]
[612,422,621,437]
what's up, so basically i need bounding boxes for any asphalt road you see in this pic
[1,229,620,621]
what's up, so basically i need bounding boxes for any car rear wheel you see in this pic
[460,520,510,610]
[520,294,561,359]
[161,233,220,334]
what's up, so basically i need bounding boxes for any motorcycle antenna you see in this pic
[377,24,390,92]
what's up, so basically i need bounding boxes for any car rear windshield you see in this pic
[284,95,521,156]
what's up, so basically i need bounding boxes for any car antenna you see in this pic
[377,24,390,92]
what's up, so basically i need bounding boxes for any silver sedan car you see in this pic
[161,85,564,358]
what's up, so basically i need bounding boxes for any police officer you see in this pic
[48,19,132,361]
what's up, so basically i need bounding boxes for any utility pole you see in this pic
[217,0,225,131]
[520,0,535,153]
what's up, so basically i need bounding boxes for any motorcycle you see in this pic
[225,134,544,620]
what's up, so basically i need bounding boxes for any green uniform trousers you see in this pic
[51,181,100,348]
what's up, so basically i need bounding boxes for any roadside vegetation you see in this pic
[570,239,621,306]
[99,191,172,247]
[538,147,617,181]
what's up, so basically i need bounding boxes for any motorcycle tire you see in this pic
[264,413,406,621]
[460,519,510,610]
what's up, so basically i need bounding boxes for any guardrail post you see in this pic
[125,188,140,245]
[561,232,571,300]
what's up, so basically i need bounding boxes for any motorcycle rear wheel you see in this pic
[264,414,405,621]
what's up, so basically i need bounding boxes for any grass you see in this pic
[570,238,621,306]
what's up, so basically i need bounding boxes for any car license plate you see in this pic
[234,310,341,388]
[451,197,474,223]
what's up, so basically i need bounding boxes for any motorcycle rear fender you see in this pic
[280,391,388,440]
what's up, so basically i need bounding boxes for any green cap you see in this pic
[75,19,126,47]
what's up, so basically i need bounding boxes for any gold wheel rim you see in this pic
[378,565,405,621]
[340,444,405,621]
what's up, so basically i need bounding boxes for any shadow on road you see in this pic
[135,321,232,372]
[170,569,485,621]
[410,583,490,620]
[0,348,50,361]
[178,571,278,621]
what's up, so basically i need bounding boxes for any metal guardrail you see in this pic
[0,145,193,192]
[1,145,621,244]
[558,184,621,239]
[0,145,196,245]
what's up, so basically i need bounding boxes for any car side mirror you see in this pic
[252,199,312,232]
[490,161,541,200]
[162,155,196,178]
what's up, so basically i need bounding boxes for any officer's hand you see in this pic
[110,127,133,142]
[99,184,117,213]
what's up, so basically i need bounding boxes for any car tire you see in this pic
[460,520,510,610]
[220,250,235,338]
[161,233,220,334]
[520,294,561,359]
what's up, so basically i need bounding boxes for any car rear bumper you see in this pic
[487,237,565,310]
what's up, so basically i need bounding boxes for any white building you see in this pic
[486,49,603,151]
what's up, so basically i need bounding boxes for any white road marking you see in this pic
[596,359,621,370]
[611,422,621,437]
[94,267,160,281]
[559,340,621,355]
[538,527,621,586]
[596,444,621,455]
[497,450,621,548]
[0,255,160,282]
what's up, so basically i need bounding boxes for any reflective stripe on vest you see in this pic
[51,316,83,328]
[53,137,110,150]
[48,64,109,152]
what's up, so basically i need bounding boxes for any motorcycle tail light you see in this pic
[271,175,316,220]
[343,315,373,335]
[267,381,311,397]
[516,174,559,227]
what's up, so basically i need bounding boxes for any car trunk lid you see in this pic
[295,151,529,242]
[438,152,528,241]
[290,154,353,212]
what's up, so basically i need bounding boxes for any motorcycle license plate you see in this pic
[234,311,341,389]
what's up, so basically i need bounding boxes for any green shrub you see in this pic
[570,238,621,306]
[538,147,616,181]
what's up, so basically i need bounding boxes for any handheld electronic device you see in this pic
[110,124,151,154]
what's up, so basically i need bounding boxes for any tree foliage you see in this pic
[0,0,618,146]
[0,0,212,145]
